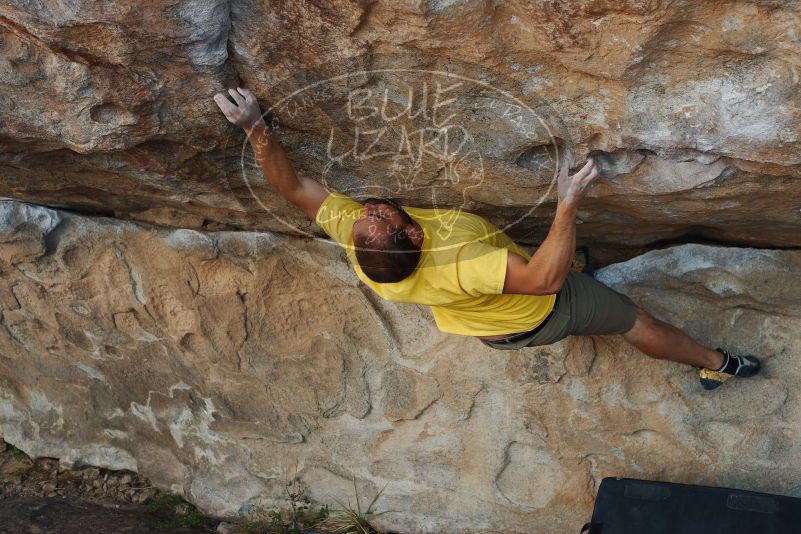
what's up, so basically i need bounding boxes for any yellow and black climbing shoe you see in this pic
[699,348,761,391]
[571,246,589,274]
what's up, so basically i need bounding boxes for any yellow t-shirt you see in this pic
[314,192,556,336]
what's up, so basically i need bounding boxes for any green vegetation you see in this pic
[234,474,395,534]
[310,476,395,534]
[145,492,215,529]
[5,443,26,458]
[236,476,329,534]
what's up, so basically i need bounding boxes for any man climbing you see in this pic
[214,87,761,391]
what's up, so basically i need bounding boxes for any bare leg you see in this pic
[622,305,724,369]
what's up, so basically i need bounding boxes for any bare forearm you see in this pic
[502,158,599,296]
[525,203,577,291]
[246,121,302,195]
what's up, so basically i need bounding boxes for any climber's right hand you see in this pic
[557,157,600,209]
[214,87,265,131]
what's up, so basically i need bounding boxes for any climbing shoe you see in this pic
[571,246,593,275]
[698,348,761,391]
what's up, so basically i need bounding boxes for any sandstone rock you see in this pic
[1,200,800,532]
[0,1,800,250]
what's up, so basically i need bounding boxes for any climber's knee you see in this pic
[622,305,653,342]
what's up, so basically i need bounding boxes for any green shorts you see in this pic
[480,271,638,350]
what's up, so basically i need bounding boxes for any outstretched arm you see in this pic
[213,87,329,220]
[503,156,600,295]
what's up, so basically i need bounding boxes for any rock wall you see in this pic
[1,200,800,532]
[1,1,800,248]
[2,1,801,532]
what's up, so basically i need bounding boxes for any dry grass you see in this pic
[311,476,396,534]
